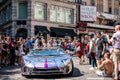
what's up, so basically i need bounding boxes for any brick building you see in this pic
[77,0,120,35]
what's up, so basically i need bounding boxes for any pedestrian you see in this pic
[88,33,97,70]
[106,21,120,80]
[96,52,114,76]
[75,40,83,64]
[9,38,16,65]
[95,31,106,69]
[18,37,25,65]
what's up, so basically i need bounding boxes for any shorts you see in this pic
[96,51,103,60]
[96,70,105,76]
[96,70,112,77]
[113,48,120,62]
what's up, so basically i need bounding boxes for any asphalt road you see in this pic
[0,56,112,80]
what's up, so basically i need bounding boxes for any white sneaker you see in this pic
[89,67,94,71]
[94,67,98,70]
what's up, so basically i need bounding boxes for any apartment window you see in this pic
[97,4,103,12]
[65,8,73,24]
[6,7,9,22]
[34,2,47,20]
[114,8,119,15]
[8,4,12,21]
[1,11,3,24]
[91,0,95,6]
[57,7,65,23]
[0,12,1,24]
[49,5,55,22]
[50,5,57,22]
[109,7,112,14]
[82,1,87,5]
[50,5,74,24]
[3,9,6,24]
[19,2,28,19]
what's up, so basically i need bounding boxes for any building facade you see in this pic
[77,0,120,35]
[0,0,77,39]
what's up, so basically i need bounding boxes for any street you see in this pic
[0,56,112,80]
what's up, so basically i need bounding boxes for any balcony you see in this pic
[97,12,119,21]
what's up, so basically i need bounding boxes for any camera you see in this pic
[113,37,116,40]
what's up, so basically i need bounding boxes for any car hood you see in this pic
[23,54,71,68]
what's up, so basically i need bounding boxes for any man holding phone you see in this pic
[106,21,120,80]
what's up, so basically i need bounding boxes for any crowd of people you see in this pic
[82,21,120,80]
[0,35,82,67]
[0,21,120,80]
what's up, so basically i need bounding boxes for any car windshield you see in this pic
[28,47,65,56]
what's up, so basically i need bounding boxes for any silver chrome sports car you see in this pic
[21,48,74,76]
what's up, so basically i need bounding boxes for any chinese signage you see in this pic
[80,5,97,21]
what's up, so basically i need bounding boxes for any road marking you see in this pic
[86,78,105,80]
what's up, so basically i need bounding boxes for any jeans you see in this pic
[91,52,97,67]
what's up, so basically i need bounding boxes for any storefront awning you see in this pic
[35,26,50,34]
[50,27,77,36]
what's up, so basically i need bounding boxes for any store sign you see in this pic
[80,5,97,21]
[77,23,87,31]
[77,22,87,27]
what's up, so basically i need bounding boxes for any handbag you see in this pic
[76,46,81,52]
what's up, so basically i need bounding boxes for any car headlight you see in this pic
[24,59,31,64]
[24,59,34,68]
[62,59,71,65]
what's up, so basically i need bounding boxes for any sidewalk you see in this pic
[72,56,112,80]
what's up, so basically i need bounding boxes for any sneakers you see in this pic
[89,67,94,71]
[89,67,98,71]
[94,67,98,70]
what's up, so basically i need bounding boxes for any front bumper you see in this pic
[21,64,73,76]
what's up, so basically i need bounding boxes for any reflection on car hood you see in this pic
[23,54,71,68]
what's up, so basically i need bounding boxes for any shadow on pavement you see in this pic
[0,76,16,80]
[0,65,21,75]
[25,67,84,79]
